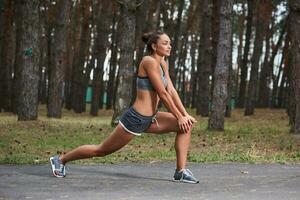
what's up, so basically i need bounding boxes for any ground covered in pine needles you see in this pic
[0,105,300,164]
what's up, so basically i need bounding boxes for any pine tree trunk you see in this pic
[71,0,91,113]
[276,38,289,108]
[106,12,119,110]
[245,1,267,116]
[14,0,40,120]
[190,35,197,108]
[288,0,300,134]
[235,4,245,102]
[208,0,233,131]
[111,0,136,125]
[237,0,254,108]
[64,3,77,110]
[0,0,13,112]
[147,0,160,30]
[47,0,71,118]
[225,36,233,117]
[210,0,220,99]
[196,0,212,117]
[90,0,113,116]
[258,4,273,108]
[38,3,48,105]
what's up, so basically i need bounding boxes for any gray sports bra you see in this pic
[136,64,168,91]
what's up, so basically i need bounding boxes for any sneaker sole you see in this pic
[49,157,65,178]
[172,178,199,184]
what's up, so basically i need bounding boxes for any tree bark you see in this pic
[208,0,233,131]
[71,0,92,113]
[210,0,220,100]
[196,0,212,117]
[237,0,254,108]
[111,0,136,125]
[106,11,119,110]
[288,0,300,134]
[245,1,267,116]
[64,3,78,110]
[47,0,71,118]
[14,0,40,120]
[0,0,14,112]
[235,3,246,104]
[90,0,113,116]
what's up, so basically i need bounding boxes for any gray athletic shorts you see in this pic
[119,107,157,136]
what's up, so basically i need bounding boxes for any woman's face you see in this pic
[152,34,172,57]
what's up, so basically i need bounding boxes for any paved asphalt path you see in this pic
[0,162,299,200]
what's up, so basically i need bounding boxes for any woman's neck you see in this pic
[151,54,164,64]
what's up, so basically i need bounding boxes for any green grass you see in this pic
[0,105,300,164]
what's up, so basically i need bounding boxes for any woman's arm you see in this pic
[162,62,197,124]
[143,58,191,132]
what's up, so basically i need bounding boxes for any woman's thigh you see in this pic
[145,111,181,134]
[99,124,135,153]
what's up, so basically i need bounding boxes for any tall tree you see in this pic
[47,0,71,118]
[208,0,233,130]
[71,0,92,113]
[259,17,286,107]
[106,11,119,110]
[245,0,270,115]
[257,2,275,107]
[90,0,113,116]
[196,0,212,117]
[111,0,137,125]
[0,0,14,112]
[235,3,246,103]
[14,0,40,120]
[237,0,254,108]
[288,0,300,134]
[64,1,80,110]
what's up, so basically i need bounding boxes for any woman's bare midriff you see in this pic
[132,90,160,116]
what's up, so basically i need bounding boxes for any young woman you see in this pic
[50,30,199,184]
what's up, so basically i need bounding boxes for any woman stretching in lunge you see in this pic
[50,30,199,184]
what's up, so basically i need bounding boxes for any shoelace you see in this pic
[185,169,194,177]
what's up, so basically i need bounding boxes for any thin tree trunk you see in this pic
[71,0,91,113]
[111,0,136,125]
[235,3,246,103]
[210,0,220,100]
[258,4,273,108]
[288,0,300,134]
[276,37,289,108]
[225,36,233,117]
[14,0,40,120]
[90,0,113,116]
[64,3,77,110]
[0,0,13,112]
[146,0,160,31]
[47,0,71,118]
[245,1,267,116]
[237,0,254,108]
[196,0,212,117]
[106,11,119,110]
[208,0,233,130]
[190,35,198,108]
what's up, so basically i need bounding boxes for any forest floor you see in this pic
[0,105,300,164]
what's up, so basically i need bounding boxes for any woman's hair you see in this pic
[141,30,165,53]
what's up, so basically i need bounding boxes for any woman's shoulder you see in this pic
[140,56,158,69]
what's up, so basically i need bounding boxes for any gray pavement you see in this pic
[0,162,300,200]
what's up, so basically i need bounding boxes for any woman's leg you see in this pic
[145,112,192,170]
[59,124,135,165]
